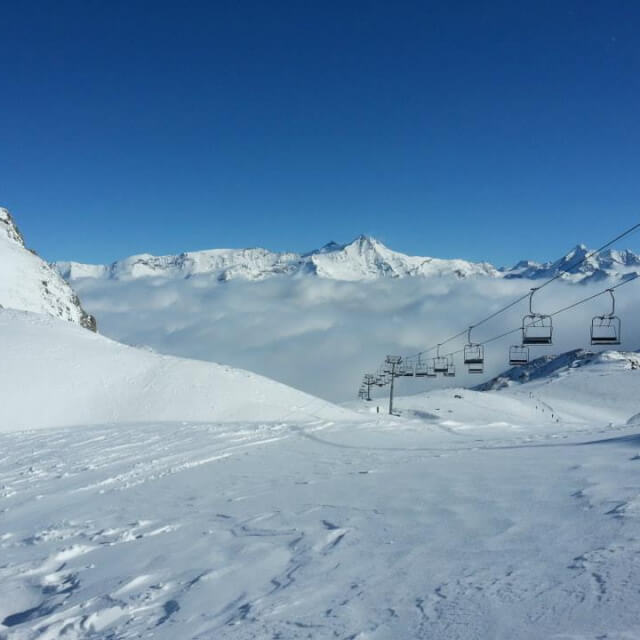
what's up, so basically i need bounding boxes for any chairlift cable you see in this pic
[404,221,640,361]
[439,274,639,359]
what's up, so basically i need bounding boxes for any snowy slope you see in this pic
[55,236,640,284]
[0,208,96,330]
[383,347,640,431]
[0,309,358,431]
[498,350,640,426]
[2,382,640,638]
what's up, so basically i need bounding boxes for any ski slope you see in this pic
[2,337,640,638]
[0,309,356,432]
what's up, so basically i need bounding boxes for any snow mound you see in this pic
[0,207,96,330]
[0,309,358,431]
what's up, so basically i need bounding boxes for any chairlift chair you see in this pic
[401,363,415,377]
[442,355,456,377]
[522,288,553,345]
[464,326,485,374]
[426,362,437,377]
[509,345,529,366]
[433,344,448,373]
[591,289,621,346]
[414,360,429,377]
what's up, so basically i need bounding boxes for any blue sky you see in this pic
[2,1,639,265]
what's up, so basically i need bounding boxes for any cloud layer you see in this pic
[71,274,640,402]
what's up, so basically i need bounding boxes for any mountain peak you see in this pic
[345,234,386,252]
[0,207,97,331]
[565,243,589,259]
[0,207,26,246]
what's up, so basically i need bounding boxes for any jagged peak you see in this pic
[0,207,25,246]
[343,234,388,253]
[556,243,591,264]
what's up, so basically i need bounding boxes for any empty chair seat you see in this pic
[415,363,429,377]
[591,291,621,346]
[509,345,529,366]
[464,327,485,373]
[521,288,553,346]
[433,357,448,372]
[522,314,553,345]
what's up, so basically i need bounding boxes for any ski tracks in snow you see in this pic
[1,419,640,638]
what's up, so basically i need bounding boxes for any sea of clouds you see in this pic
[71,274,640,402]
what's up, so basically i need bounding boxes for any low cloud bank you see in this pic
[71,275,640,402]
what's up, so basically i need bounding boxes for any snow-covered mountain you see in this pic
[54,237,640,285]
[0,208,96,330]
[54,235,500,282]
[502,243,640,283]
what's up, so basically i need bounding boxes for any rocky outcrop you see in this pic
[0,208,97,331]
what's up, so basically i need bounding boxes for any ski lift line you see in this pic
[402,220,640,362]
[362,223,640,393]
[437,274,639,359]
[370,275,640,384]
[369,274,639,389]
[546,274,637,318]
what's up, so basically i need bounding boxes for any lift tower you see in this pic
[385,355,402,416]
[362,374,376,401]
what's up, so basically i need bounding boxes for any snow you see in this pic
[3,208,640,637]
[2,316,640,638]
[54,235,501,283]
[54,235,640,284]
[0,309,358,432]
[0,208,95,330]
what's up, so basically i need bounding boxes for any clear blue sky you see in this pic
[2,1,639,265]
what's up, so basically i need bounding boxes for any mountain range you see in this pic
[55,235,640,284]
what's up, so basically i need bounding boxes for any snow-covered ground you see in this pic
[2,321,640,638]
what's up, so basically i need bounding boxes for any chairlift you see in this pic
[463,326,484,374]
[433,344,448,373]
[401,363,415,377]
[522,288,553,345]
[509,345,529,366]
[414,360,429,377]
[426,362,437,377]
[591,289,621,346]
[444,359,456,377]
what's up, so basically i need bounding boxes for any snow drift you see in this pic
[0,309,357,432]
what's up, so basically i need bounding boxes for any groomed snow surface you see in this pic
[0,310,355,431]
[2,311,640,639]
